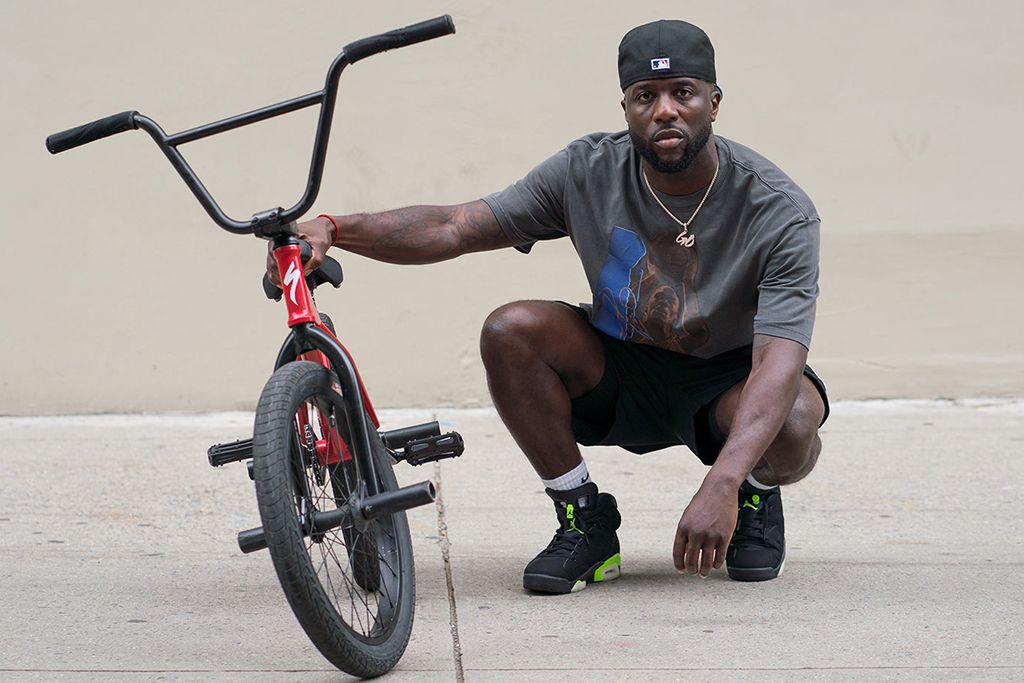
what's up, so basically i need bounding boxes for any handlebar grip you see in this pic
[343,15,455,64]
[262,273,283,301]
[45,110,139,155]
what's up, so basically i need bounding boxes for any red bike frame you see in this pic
[272,243,379,467]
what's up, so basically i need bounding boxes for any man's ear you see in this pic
[709,85,722,122]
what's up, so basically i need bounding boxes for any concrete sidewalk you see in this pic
[1,401,1022,681]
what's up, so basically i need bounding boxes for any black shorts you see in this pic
[565,304,830,466]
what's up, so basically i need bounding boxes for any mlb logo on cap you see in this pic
[650,57,671,71]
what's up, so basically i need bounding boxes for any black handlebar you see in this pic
[344,15,455,63]
[46,110,139,154]
[44,15,456,237]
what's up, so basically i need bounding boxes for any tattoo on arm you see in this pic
[353,200,510,264]
[450,201,511,253]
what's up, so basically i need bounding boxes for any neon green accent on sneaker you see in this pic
[752,494,761,504]
[570,580,586,593]
[565,503,585,535]
[741,497,759,511]
[593,553,622,582]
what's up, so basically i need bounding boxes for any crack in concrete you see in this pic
[433,459,465,683]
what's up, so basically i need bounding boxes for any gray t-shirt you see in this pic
[483,132,820,358]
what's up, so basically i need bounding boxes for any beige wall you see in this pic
[2,1,1022,414]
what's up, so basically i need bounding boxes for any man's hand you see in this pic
[265,215,335,287]
[673,479,738,576]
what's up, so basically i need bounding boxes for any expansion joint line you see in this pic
[434,458,465,682]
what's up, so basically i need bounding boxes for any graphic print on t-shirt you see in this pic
[592,226,710,354]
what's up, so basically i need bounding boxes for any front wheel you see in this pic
[251,360,415,677]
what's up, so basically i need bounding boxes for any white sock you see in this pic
[746,473,775,490]
[542,460,591,491]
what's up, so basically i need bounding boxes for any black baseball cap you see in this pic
[618,20,717,91]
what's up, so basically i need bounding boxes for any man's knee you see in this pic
[480,301,550,364]
[776,406,819,458]
[480,301,605,396]
[761,395,823,484]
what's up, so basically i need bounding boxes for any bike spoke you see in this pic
[324,538,374,634]
[315,533,365,633]
[315,543,348,622]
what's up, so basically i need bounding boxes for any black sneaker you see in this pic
[522,482,622,594]
[726,480,785,581]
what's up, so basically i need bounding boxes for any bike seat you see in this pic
[262,255,344,301]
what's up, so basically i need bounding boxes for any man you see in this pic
[272,20,828,593]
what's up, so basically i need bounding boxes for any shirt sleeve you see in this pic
[753,218,820,349]
[482,147,570,253]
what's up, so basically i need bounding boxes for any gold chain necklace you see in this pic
[641,160,719,248]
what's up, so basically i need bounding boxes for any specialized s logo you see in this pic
[283,262,302,305]
[650,57,670,71]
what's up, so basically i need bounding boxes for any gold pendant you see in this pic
[676,230,695,248]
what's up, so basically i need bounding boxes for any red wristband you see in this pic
[318,214,340,245]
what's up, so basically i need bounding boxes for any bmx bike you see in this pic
[46,16,463,678]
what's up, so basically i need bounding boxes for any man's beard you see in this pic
[630,118,713,174]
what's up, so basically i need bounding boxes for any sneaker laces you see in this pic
[545,503,590,557]
[732,500,767,545]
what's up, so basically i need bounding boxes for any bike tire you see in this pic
[251,360,415,677]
